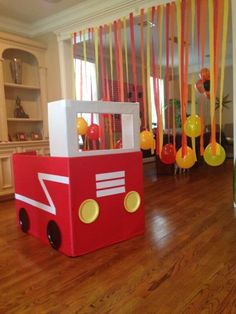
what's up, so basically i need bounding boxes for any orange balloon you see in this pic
[203,143,226,166]
[140,130,154,150]
[176,146,195,169]
[77,117,88,135]
[199,68,210,81]
[204,91,210,99]
[195,79,205,94]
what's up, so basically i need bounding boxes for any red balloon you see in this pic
[161,144,176,164]
[199,68,210,81]
[87,123,100,140]
[195,79,205,94]
[204,91,210,99]
[115,139,122,149]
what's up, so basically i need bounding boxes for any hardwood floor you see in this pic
[0,160,236,313]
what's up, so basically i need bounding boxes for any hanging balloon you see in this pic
[115,139,122,149]
[195,79,205,94]
[204,91,210,99]
[199,68,210,81]
[77,117,88,135]
[87,123,100,140]
[140,130,154,150]
[203,143,226,166]
[176,146,195,169]
[161,143,176,164]
[203,79,210,92]
[184,114,201,138]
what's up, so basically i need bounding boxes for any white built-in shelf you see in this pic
[4,82,40,90]
[7,118,43,122]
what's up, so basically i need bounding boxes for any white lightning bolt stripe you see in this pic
[96,171,125,181]
[15,173,69,215]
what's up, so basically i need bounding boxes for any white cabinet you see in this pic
[0,32,49,199]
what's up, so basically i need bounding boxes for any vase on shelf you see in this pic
[10,58,22,84]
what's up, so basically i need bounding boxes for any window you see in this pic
[150,77,165,129]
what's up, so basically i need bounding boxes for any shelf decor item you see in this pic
[31,132,42,140]
[14,96,29,118]
[16,132,27,141]
[10,58,22,84]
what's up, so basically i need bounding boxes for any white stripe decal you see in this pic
[96,178,125,189]
[15,173,69,215]
[96,171,125,181]
[96,186,125,198]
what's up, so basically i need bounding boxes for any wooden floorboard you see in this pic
[0,160,236,313]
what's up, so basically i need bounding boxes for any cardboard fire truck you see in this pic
[13,99,145,256]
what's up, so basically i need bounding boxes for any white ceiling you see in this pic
[0,0,232,67]
[0,0,83,23]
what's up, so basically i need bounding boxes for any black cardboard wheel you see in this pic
[47,221,61,250]
[19,208,30,233]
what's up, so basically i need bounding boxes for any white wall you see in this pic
[35,32,62,102]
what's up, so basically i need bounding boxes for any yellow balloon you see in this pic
[203,142,226,166]
[140,130,153,150]
[184,114,201,138]
[176,146,195,169]
[77,117,88,135]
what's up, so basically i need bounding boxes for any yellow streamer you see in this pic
[146,7,152,130]
[83,30,87,98]
[94,27,99,89]
[208,0,215,128]
[109,23,114,98]
[219,0,229,142]
[71,34,76,100]
[123,17,129,91]
[176,0,182,107]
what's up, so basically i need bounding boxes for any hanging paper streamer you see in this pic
[165,3,170,142]
[208,0,216,154]
[170,2,176,151]
[94,28,99,92]
[156,5,163,156]
[214,0,223,97]
[123,17,129,97]
[71,32,76,100]
[140,8,147,130]
[117,19,124,102]
[109,23,114,100]
[129,13,137,102]
[146,7,152,131]
[113,21,120,101]
[219,0,229,143]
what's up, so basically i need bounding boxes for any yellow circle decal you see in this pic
[78,199,99,224]
[124,191,141,213]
